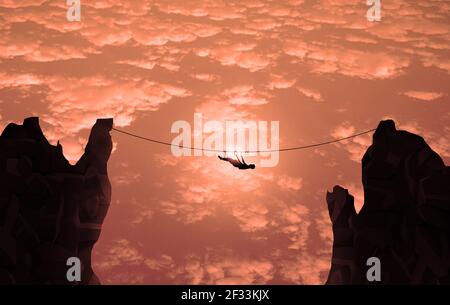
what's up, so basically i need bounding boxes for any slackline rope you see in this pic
[111,127,377,154]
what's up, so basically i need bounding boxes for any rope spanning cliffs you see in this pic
[0,117,113,284]
[111,126,377,153]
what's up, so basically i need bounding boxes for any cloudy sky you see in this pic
[0,0,448,284]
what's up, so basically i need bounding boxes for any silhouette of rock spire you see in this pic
[326,119,450,284]
[0,117,113,284]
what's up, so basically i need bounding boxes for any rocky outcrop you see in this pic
[0,117,113,284]
[326,120,450,284]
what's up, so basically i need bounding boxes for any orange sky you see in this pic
[0,0,448,284]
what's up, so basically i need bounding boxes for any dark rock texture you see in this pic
[0,117,112,284]
[326,120,450,284]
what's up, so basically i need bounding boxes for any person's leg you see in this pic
[234,152,241,165]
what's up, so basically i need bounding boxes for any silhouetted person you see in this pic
[218,152,255,170]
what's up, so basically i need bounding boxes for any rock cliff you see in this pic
[0,117,112,284]
[326,120,450,284]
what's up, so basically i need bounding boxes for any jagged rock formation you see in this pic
[0,117,113,284]
[326,120,450,284]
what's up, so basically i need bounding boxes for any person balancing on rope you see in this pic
[218,152,255,170]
